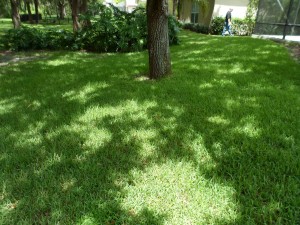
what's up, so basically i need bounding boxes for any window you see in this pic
[191,1,199,23]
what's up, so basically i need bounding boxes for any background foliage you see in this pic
[3,4,180,52]
[183,17,255,36]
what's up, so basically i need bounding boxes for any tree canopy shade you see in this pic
[147,0,171,79]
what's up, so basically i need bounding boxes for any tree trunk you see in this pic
[33,0,39,23]
[69,0,80,32]
[172,0,178,16]
[147,0,171,79]
[26,0,33,23]
[79,0,91,28]
[10,0,21,28]
[202,0,215,27]
[58,1,66,19]
[177,0,181,19]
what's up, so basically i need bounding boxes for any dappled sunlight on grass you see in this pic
[233,116,261,138]
[45,58,76,66]
[62,82,110,104]
[207,115,231,125]
[123,161,238,224]
[0,31,299,224]
[0,98,21,115]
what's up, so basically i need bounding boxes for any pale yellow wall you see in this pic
[168,0,174,14]
[180,0,192,23]
[179,0,215,26]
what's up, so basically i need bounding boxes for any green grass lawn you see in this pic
[0,19,13,50]
[0,31,300,224]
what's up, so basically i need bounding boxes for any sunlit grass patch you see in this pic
[122,161,238,224]
[0,31,300,224]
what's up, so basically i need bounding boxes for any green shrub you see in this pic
[43,29,75,50]
[4,27,43,51]
[209,17,224,35]
[4,26,76,51]
[232,18,255,36]
[182,23,194,31]
[78,4,180,52]
[183,23,209,34]
[168,15,181,45]
[4,4,180,52]
[194,24,209,34]
[210,17,255,36]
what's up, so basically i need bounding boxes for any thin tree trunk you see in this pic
[203,0,215,27]
[33,0,39,23]
[173,0,178,16]
[177,0,181,19]
[147,0,171,79]
[79,0,91,28]
[69,0,80,32]
[58,1,66,19]
[10,0,21,28]
[26,0,33,23]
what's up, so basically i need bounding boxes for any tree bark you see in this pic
[177,0,181,19]
[33,0,39,23]
[79,0,91,28]
[202,0,215,27]
[172,0,178,16]
[58,1,66,20]
[69,0,80,32]
[26,0,33,23]
[10,0,21,28]
[147,0,171,79]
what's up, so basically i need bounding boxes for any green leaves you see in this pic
[3,26,76,51]
[3,4,180,53]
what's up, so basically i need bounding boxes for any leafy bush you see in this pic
[210,17,255,36]
[4,27,43,51]
[209,17,224,35]
[43,29,76,50]
[232,18,255,36]
[183,23,209,34]
[4,26,76,51]
[168,15,181,45]
[78,4,180,52]
[4,4,180,52]
[77,4,147,52]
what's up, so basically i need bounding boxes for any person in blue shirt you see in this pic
[222,8,233,36]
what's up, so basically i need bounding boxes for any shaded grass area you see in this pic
[0,19,12,50]
[0,31,300,224]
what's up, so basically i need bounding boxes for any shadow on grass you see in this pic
[0,32,299,224]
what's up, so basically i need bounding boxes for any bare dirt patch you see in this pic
[0,51,49,66]
[267,39,300,62]
[285,43,300,62]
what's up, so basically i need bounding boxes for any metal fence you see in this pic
[254,0,300,39]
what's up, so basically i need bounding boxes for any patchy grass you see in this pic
[0,19,12,50]
[0,31,299,224]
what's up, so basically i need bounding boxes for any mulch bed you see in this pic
[285,44,300,62]
[268,38,300,62]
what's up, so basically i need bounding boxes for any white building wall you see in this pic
[213,0,249,18]
[104,0,141,12]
